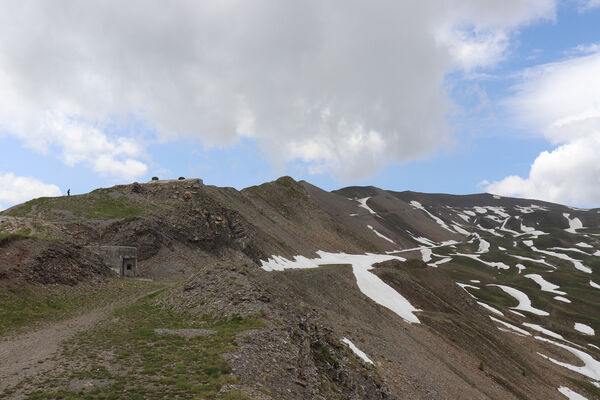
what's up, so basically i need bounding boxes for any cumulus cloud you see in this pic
[486,51,600,206]
[0,172,62,210]
[0,1,555,180]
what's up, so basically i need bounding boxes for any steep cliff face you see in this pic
[2,177,599,399]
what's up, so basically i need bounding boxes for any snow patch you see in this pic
[498,246,506,251]
[453,253,510,270]
[478,302,504,316]
[554,296,572,303]
[456,282,479,299]
[590,281,600,289]
[536,336,600,382]
[564,213,584,234]
[341,338,373,364]
[576,242,593,248]
[357,197,377,215]
[523,242,592,274]
[510,254,555,269]
[523,323,565,341]
[488,284,549,316]
[477,238,490,254]
[427,257,452,268]
[490,316,530,336]
[367,225,395,244]
[261,251,421,324]
[524,274,566,295]
[420,247,432,262]
[409,201,454,233]
[575,323,595,336]
[557,386,589,400]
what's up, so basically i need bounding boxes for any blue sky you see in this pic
[1,1,600,209]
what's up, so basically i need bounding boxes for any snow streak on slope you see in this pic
[510,254,555,269]
[367,225,395,244]
[490,316,530,336]
[453,253,509,270]
[341,338,373,364]
[409,201,454,233]
[557,386,589,400]
[478,302,504,316]
[523,241,592,274]
[525,274,567,295]
[522,323,567,342]
[356,197,377,215]
[536,336,600,382]
[261,251,421,323]
[488,284,549,316]
[590,281,600,289]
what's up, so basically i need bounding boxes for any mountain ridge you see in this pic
[1,176,599,399]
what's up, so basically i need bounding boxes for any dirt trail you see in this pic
[0,286,163,393]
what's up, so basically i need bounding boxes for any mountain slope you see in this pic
[1,177,599,399]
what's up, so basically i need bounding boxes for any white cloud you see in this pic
[486,51,600,206]
[577,0,600,11]
[0,172,62,210]
[0,1,555,180]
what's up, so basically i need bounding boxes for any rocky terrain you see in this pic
[1,176,599,399]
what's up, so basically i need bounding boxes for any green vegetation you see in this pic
[4,192,151,221]
[22,292,265,399]
[0,279,162,336]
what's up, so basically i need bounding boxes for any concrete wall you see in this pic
[87,245,137,277]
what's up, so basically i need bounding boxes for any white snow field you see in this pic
[590,280,600,289]
[558,386,589,400]
[490,316,530,336]
[341,338,373,364]
[564,213,584,234]
[409,201,454,232]
[367,225,395,244]
[488,284,549,316]
[356,197,377,215]
[524,274,567,295]
[576,242,593,248]
[536,336,600,382]
[574,323,595,336]
[261,251,421,323]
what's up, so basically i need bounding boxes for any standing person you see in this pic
[67,188,70,197]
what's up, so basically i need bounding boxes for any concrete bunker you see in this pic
[87,245,137,277]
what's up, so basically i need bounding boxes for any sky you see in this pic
[1,0,600,210]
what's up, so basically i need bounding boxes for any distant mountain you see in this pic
[1,176,599,399]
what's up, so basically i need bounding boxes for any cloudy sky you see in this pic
[1,0,599,209]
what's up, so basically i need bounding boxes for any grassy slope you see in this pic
[16,291,265,400]
[0,279,164,337]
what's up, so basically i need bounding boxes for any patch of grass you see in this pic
[24,293,265,399]
[4,191,152,221]
[0,279,162,336]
